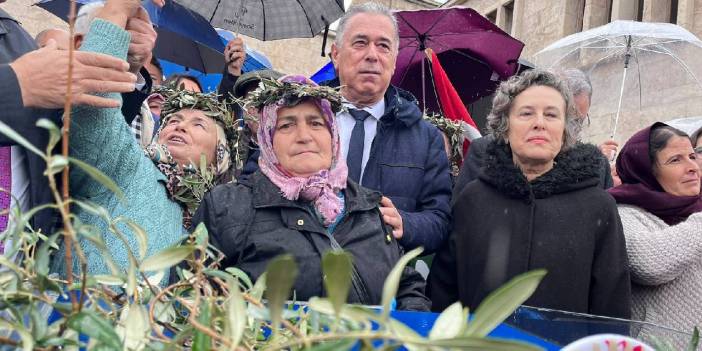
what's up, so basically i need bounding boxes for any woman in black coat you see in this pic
[428,69,631,319]
[193,75,429,311]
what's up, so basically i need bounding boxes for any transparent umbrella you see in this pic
[534,20,702,142]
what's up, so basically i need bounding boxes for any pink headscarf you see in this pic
[256,75,348,226]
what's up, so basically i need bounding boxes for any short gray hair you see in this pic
[487,69,581,150]
[74,1,105,35]
[560,68,592,99]
[334,2,399,51]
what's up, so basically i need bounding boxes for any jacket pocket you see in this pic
[378,163,424,210]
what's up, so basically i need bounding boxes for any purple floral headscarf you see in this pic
[255,75,347,226]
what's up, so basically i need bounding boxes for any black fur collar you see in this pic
[479,141,603,201]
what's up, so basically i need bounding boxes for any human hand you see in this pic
[380,196,403,239]
[224,37,245,77]
[126,7,157,74]
[10,40,136,109]
[99,0,143,28]
[151,0,165,8]
[599,139,619,161]
[611,166,622,187]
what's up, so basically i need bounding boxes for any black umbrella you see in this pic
[173,0,345,41]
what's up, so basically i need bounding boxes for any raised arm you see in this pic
[68,4,148,197]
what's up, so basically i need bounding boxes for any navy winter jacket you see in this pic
[355,85,452,254]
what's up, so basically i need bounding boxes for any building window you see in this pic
[611,0,643,21]
[576,0,586,32]
[502,1,514,34]
[670,0,679,24]
[486,9,497,24]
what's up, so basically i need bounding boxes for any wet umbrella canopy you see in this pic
[173,0,345,41]
[535,20,702,141]
[391,7,524,113]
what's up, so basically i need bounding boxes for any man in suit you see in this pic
[328,2,452,254]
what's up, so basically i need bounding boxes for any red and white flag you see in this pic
[426,49,482,149]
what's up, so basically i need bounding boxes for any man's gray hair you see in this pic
[560,68,592,99]
[74,1,105,35]
[334,2,399,51]
[486,69,582,150]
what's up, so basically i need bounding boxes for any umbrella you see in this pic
[534,20,702,141]
[161,29,274,93]
[667,116,702,135]
[35,0,227,73]
[310,61,335,84]
[391,7,524,113]
[172,0,345,41]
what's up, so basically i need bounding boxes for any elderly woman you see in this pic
[55,3,237,278]
[428,69,631,318]
[192,76,429,310]
[609,123,702,342]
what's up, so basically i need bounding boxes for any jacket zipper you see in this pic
[327,216,373,304]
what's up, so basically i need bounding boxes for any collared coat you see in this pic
[319,78,452,254]
[193,171,431,311]
[428,140,631,319]
[453,136,615,203]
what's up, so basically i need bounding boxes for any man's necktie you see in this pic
[347,109,371,183]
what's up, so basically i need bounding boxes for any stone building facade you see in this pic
[443,0,702,145]
[6,0,702,143]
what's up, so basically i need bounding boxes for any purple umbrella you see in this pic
[392,7,524,113]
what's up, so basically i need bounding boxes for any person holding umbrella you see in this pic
[327,2,452,254]
[218,37,247,104]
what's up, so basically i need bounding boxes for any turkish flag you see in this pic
[427,49,481,150]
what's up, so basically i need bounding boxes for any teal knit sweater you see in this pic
[58,19,184,280]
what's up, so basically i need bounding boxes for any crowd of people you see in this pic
[2,0,702,344]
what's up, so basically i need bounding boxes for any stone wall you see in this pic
[238,0,437,76]
[444,0,702,145]
[2,0,67,37]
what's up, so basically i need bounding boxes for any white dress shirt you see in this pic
[338,99,386,183]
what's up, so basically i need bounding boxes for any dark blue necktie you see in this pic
[347,109,371,183]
